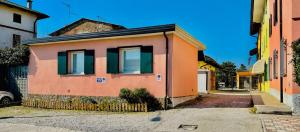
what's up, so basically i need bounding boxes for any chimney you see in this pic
[27,0,32,9]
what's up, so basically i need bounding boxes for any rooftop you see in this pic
[23,24,205,50]
[49,18,126,36]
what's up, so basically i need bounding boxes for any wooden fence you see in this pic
[22,100,147,112]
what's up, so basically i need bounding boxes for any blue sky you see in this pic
[12,0,257,66]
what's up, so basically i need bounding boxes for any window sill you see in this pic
[120,73,141,75]
[60,74,94,76]
[111,73,154,75]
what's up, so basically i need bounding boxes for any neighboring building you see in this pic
[236,71,259,90]
[250,0,300,113]
[23,24,206,107]
[49,18,126,36]
[0,0,48,48]
[197,51,220,93]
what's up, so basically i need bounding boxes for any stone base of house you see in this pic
[170,95,197,107]
[270,88,300,114]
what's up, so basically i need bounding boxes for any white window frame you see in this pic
[70,51,85,75]
[119,47,141,74]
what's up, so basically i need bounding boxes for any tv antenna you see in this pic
[62,2,71,18]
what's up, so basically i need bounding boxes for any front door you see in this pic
[198,71,208,93]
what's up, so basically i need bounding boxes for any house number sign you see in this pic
[156,74,162,81]
[96,77,106,84]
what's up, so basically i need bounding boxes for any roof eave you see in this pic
[250,0,264,35]
[174,25,206,50]
[0,1,49,20]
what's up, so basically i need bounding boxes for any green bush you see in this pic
[80,97,97,104]
[119,88,136,103]
[119,88,161,111]
[0,45,30,65]
[292,39,300,86]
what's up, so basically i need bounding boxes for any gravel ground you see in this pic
[0,123,77,132]
[0,107,262,132]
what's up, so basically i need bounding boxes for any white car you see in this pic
[0,91,14,106]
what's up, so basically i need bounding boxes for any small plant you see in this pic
[119,88,162,111]
[249,107,257,114]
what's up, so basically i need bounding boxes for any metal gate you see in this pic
[6,66,28,101]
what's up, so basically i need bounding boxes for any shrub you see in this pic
[119,88,162,111]
[0,45,30,65]
[80,97,97,104]
[119,88,136,103]
[292,39,300,86]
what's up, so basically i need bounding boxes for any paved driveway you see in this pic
[178,90,253,108]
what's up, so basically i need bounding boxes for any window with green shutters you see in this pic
[84,50,95,74]
[58,51,67,75]
[107,48,119,74]
[140,46,153,73]
[57,50,95,75]
[106,46,153,74]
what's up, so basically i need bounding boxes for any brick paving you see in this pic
[261,115,300,132]
[177,93,253,108]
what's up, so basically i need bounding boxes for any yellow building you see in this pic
[198,51,220,93]
[250,0,270,93]
[236,71,259,90]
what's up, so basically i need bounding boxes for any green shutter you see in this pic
[107,48,119,74]
[141,46,153,73]
[264,63,269,81]
[58,51,67,75]
[84,50,95,74]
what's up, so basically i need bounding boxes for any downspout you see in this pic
[279,0,283,103]
[163,32,169,110]
[33,18,38,38]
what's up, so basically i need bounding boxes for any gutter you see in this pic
[163,32,169,110]
[33,18,38,38]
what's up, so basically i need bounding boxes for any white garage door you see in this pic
[198,71,208,93]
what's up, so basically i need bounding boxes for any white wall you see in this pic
[0,5,37,31]
[0,26,34,48]
[0,5,37,48]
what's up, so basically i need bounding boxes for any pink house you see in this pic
[24,24,206,107]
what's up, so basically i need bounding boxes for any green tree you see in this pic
[0,45,29,65]
[218,61,237,88]
[237,64,247,71]
[0,45,29,90]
